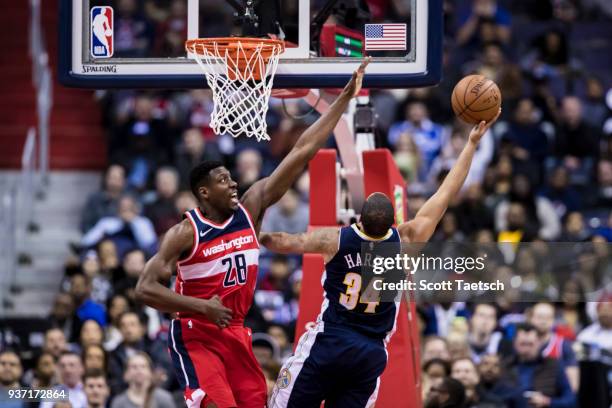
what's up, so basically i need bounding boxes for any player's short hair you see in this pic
[189,160,225,197]
[360,193,394,238]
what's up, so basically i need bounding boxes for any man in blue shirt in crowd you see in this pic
[388,101,447,182]
[506,323,576,408]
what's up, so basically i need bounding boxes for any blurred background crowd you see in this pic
[2,0,612,407]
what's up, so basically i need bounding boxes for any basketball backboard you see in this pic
[59,0,442,89]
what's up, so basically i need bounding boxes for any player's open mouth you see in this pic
[230,191,238,205]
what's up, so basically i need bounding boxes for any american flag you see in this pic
[364,24,407,51]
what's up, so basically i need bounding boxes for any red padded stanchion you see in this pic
[308,149,337,227]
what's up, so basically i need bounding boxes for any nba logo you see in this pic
[90,6,113,58]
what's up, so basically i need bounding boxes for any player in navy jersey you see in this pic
[135,60,371,408]
[262,109,500,408]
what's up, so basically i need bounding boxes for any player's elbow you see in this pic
[135,276,154,305]
[134,281,147,303]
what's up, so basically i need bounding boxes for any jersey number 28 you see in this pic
[222,254,247,287]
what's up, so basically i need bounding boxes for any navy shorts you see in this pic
[269,322,388,408]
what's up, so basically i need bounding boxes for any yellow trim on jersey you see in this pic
[350,223,393,241]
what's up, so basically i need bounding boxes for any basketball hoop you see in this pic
[186,38,285,142]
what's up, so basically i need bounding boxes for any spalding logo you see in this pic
[470,81,485,95]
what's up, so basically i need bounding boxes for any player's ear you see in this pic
[198,185,208,199]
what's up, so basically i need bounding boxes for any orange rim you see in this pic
[185,37,285,57]
[186,37,285,80]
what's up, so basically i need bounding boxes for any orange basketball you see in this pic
[451,75,501,124]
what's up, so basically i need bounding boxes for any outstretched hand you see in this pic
[343,57,371,98]
[468,108,501,145]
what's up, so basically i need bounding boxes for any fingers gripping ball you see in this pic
[451,75,502,124]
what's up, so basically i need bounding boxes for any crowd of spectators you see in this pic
[1,0,612,407]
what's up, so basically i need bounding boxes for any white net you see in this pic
[187,39,284,142]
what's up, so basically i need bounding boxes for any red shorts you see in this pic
[168,318,267,408]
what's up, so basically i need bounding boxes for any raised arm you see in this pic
[399,110,501,243]
[241,58,371,226]
[135,219,232,328]
[260,228,339,263]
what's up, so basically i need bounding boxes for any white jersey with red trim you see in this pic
[176,204,259,323]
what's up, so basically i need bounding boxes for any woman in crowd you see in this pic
[555,278,590,340]
[83,344,108,373]
[105,294,131,351]
[79,319,105,350]
[110,352,176,408]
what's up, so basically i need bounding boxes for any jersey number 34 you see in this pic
[339,272,381,313]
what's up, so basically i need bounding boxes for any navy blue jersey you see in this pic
[270,225,403,407]
[320,224,401,339]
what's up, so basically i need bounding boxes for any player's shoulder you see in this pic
[167,218,195,242]
[157,218,195,257]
